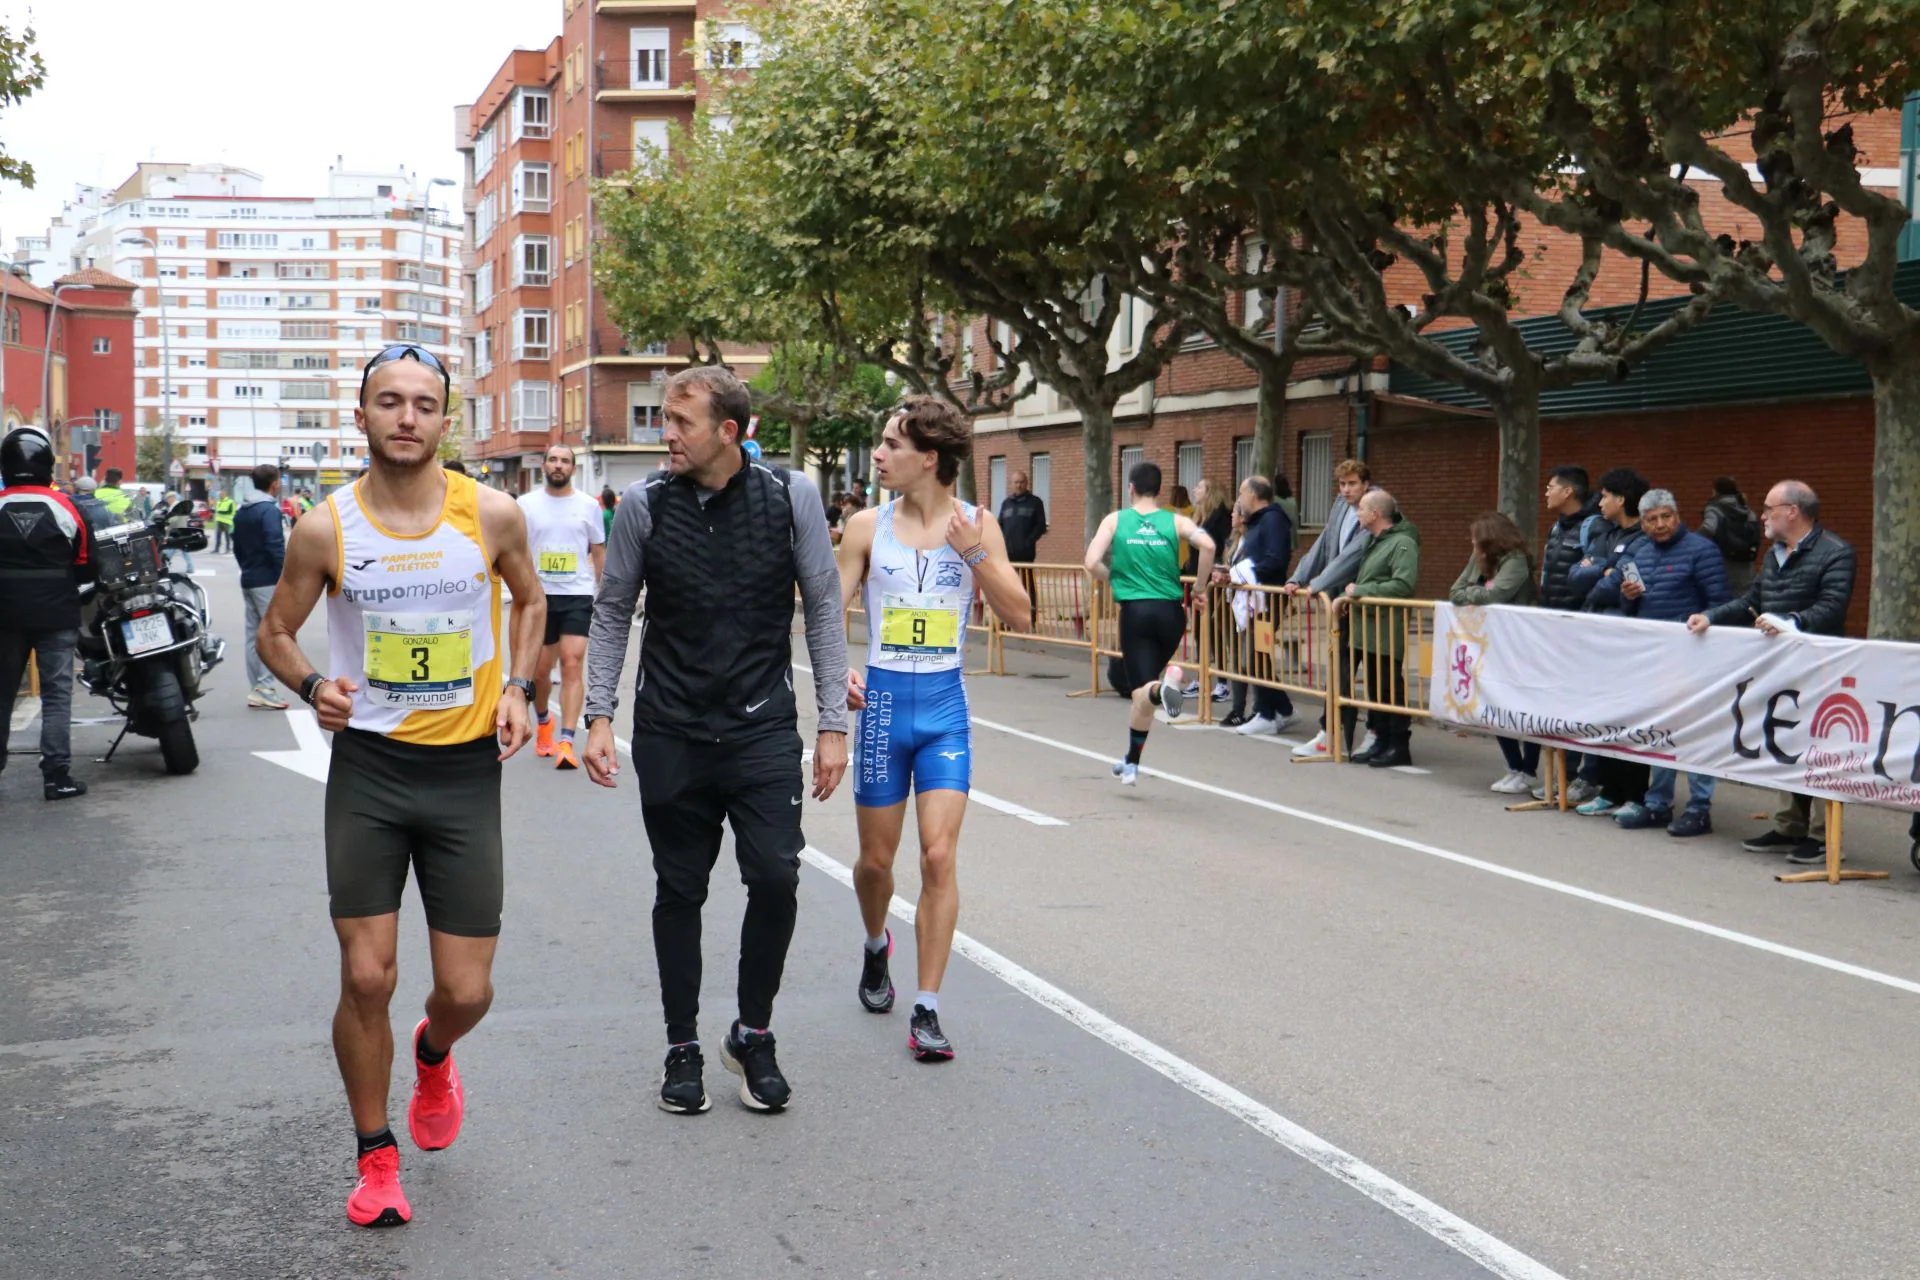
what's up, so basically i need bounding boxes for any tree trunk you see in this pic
[1492,391,1542,545]
[1077,397,1116,542]
[1869,358,1920,639]
[957,451,978,504]
[1253,357,1287,483]
[788,416,809,485]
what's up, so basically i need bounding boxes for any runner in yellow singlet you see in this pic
[258,346,547,1229]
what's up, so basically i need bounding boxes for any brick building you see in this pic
[21,161,462,500]
[0,265,138,482]
[458,0,766,495]
[967,106,1915,635]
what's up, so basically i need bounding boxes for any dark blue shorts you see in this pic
[854,666,972,808]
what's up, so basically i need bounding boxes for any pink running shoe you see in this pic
[346,1145,411,1227]
[406,1019,464,1151]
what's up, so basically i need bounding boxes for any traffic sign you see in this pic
[167,458,185,478]
[309,442,327,464]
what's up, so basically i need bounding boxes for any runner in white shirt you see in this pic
[516,444,606,769]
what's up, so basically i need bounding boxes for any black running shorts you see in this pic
[1116,598,1187,695]
[324,728,504,937]
[543,594,594,645]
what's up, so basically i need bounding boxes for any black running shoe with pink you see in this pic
[908,1004,954,1063]
[859,930,895,1013]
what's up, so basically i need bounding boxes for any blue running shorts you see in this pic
[854,665,972,808]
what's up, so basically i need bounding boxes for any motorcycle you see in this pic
[76,499,226,775]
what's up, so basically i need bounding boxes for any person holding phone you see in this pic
[1566,468,1651,817]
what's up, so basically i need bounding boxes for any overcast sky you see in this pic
[0,0,557,248]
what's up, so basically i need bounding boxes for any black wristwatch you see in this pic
[506,676,536,699]
[299,673,328,707]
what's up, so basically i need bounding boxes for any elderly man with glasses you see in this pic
[1687,479,1856,864]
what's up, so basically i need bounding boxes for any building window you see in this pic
[515,309,551,360]
[92,409,121,432]
[628,381,664,441]
[513,162,551,215]
[515,236,552,287]
[1233,436,1255,489]
[513,381,552,432]
[474,328,492,376]
[230,384,265,399]
[707,21,762,68]
[1298,432,1333,526]
[472,394,493,442]
[1176,441,1202,495]
[512,88,551,141]
[394,322,445,344]
[281,382,331,400]
[216,231,278,249]
[632,119,670,174]
[475,123,496,180]
[1118,445,1144,500]
[1029,453,1051,511]
[93,336,112,354]
[988,456,1008,513]
[632,28,671,87]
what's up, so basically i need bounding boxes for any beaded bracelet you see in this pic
[962,544,988,567]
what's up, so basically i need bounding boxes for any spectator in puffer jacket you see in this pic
[1539,466,1607,611]
[1611,489,1730,838]
[1691,479,1856,865]
[1569,468,1651,816]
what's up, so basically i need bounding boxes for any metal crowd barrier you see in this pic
[833,573,1879,882]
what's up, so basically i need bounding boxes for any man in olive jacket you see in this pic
[1688,479,1855,864]
[1334,489,1420,768]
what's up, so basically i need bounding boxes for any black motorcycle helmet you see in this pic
[1,425,54,487]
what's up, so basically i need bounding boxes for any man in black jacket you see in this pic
[582,365,849,1116]
[1689,479,1855,864]
[997,469,1047,563]
[1220,476,1294,735]
[1539,466,1605,611]
[234,464,290,709]
[0,427,91,800]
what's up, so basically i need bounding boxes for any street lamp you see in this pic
[415,178,456,332]
[0,257,42,421]
[41,282,81,466]
[120,237,174,480]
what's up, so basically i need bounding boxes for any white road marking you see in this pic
[252,708,331,782]
[1393,765,1433,775]
[799,841,1565,1280]
[966,789,1068,826]
[968,714,1920,1001]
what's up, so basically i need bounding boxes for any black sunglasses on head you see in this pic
[359,344,450,404]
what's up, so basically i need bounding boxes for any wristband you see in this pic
[962,544,988,567]
[299,673,328,707]
[506,676,536,699]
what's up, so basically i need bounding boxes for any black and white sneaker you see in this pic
[721,1022,792,1111]
[43,774,87,801]
[908,1005,954,1063]
[859,931,895,1013]
[658,1043,710,1115]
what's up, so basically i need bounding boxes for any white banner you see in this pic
[1428,604,1920,812]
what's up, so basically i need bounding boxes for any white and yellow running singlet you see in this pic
[325,473,502,746]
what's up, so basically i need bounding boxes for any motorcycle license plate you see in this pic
[122,614,173,655]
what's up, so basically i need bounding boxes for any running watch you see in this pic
[506,676,536,699]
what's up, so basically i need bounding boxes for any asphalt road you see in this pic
[7,567,1920,1279]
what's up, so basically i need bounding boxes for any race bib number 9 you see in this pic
[879,593,963,657]
[538,548,580,577]
[364,611,476,708]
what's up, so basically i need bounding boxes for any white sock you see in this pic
[864,933,888,953]
[916,991,938,1012]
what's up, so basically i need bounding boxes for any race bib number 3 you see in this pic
[538,548,580,577]
[879,593,963,657]
[364,611,476,708]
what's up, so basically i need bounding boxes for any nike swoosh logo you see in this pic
[746,699,768,713]
[790,796,802,806]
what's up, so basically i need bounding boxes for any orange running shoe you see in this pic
[406,1019,464,1151]
[534,717,556,757]
[346,1145,411,1227]
[554,739,580,770]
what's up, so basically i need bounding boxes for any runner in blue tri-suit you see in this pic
[836,397,1031,1061]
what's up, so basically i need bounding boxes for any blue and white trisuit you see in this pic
[853,500,976,808]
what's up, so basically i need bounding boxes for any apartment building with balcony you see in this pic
[459,0,767,494]
[32,161,461,500]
